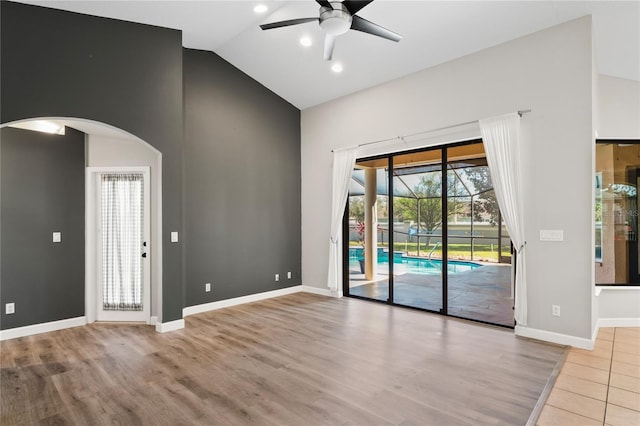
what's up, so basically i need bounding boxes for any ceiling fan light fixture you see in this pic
[259,0,401,61]
[319,4,352,36]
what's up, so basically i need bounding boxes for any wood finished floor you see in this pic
[1,293,566,425]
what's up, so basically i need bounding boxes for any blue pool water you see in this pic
[349,247,481,275]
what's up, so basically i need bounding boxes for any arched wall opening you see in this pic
[0,117,163,334]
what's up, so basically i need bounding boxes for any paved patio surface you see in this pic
[348,263,514,327]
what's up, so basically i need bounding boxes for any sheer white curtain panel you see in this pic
[479,113,527,326]
[102,173,144,311]
[328,147,359,293]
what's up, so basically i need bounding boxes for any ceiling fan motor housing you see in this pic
[319,3,352,36]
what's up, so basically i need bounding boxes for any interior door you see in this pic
[96,170,150,322]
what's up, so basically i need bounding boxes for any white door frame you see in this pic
[86,166,151,323]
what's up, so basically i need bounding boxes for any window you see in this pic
[595,140,640,285]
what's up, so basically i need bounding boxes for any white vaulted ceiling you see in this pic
[17,1,640,109]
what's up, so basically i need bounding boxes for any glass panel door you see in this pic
[446,144,513,326]
[344,142,514,327]
[97,171,150,322]
[391,151,443,312]
[346,159,389,302]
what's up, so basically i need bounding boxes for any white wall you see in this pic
[302,17,594,343]
[87,135,162,320]
[595,75,640,327]
[597,289,640,327]
[597,75,640,139]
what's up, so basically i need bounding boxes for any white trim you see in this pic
[0,286,333,340]
[155,319,185,333]
[598,318,640,328]
[595,285,640,296]
[301,285,335,297]
[155,154,163,323]
[183,285,303,317]
[85,166,97,324]
[87,166,151,323]
[0,317,86,341]
[515,325,594,350]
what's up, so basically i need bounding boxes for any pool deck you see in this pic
[348,263,514,327]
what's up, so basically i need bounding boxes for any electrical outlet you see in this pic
[275,274,279,282]
[552,305,561,317]
[287,271,292,279]
[52,232,61,243]
[205,283,211,292]
[6,303,15,315]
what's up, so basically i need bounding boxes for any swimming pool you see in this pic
[349,248,481,275]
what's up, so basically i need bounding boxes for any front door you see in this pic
[96,170,150,322]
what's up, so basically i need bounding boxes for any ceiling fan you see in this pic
[260,0,402,61]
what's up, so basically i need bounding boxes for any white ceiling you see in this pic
[17,1,640,110]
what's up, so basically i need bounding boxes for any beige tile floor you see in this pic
[537,327,640,426]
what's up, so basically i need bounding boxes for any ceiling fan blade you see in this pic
[350,15,402,42]
[315,0,333,9]
[260,17,319,31]
[342,1,374,15]
[324,34,336,61]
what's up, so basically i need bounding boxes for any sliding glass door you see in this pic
[347,158,389,302]
[391,151,444,312]
[445,144,514,326]
[344,141,514,327]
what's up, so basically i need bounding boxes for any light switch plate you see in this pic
[52,232,61,243]
[6,303,15,315]
[171,232,179,243]
[540,229,563,242]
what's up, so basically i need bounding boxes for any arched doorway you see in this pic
[1,117,163,327]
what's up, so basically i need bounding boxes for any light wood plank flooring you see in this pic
[1,293,565,425]
[537,327,640,426]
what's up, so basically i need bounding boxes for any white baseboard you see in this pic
[598,318,640,328]
[0,316,87,341]
[515,325,594,350]
[183,285,304,317]
[155,319,185,333]
[0,286,335,340]
[301,285,336,297]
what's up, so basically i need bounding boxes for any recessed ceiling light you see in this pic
[253,4,268,14]
[331,63,343,73]
[299,36,312,47]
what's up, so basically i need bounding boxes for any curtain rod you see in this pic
[332,109,531,152]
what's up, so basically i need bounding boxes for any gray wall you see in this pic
[1,2,184,322]
[183,49,301,306]
[0,127,85,329]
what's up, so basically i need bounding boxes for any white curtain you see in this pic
[328,147,359,293]
[479,113,527,326]
[102,173,144,311]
